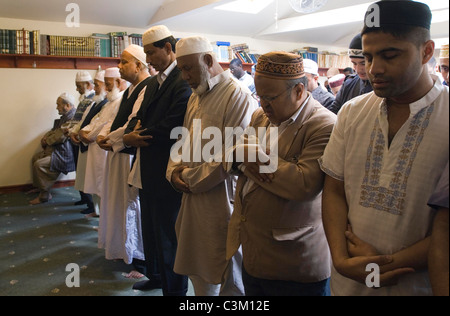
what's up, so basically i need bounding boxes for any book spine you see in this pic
[0,29,4,54]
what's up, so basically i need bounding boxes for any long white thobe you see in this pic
[81,92,124,197]
[98,84,147,264]
[166,70,258,284]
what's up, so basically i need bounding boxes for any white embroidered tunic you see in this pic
[320,77,449,296]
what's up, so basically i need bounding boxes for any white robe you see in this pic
[97,85,147,264]
[166,70,258,284]
[81,93,124,197]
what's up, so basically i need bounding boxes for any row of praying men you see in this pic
[30,0,448,296]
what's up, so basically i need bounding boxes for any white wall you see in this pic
[0,17,347,187]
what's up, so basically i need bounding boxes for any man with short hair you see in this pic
[328,33,373,114]
[229,58,256,94]
[96,45,151,271]
[226,52,336,296]
[320,1,449,296]
[303,58,335,110]
[123,25,192,296]
[72,70,108,216]
[167,36,258,296]
[30,93,76,205]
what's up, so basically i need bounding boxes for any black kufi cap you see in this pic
[364,0,432,31]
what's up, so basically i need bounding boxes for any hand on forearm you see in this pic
[96,136,112,151]
[171,166,191,194]
[79,130,93,144]
[70,133,81,145]
[123,120,153,148]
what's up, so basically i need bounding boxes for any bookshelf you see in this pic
[0,54,120,70]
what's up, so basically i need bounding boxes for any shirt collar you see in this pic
[207,69,231,92]
[157,60,177,86]
[273,95,311,128]
[380,75,444,116]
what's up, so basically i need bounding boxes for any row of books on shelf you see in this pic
[0,29,41,55]
[1,30,352,70]
[212,41,260,64]
[0,28,143,58]
[291,48,353,70]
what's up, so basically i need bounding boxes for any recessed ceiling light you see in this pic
[214,0,274,14]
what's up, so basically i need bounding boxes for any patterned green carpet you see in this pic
[0,186,192,296]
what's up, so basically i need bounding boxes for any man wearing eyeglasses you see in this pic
[226,51,337,296]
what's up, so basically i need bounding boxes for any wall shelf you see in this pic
[0,55,342,77]
[0,55,256,73]
[0,54,120,70]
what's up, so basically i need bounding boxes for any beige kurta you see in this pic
[166,70,258,284]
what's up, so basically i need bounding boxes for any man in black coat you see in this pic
[124,25,192,296]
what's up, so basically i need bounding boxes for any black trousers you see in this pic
[139,188,188,296]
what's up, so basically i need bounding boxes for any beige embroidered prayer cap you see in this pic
[256,51,305,80]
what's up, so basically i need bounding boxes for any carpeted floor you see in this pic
[0,186,194,296]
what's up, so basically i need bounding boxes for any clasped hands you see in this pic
[234,143,275,184]
[336,225,415,288]
[123,120,153,148]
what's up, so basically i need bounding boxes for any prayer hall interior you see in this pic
[0,0,448,297]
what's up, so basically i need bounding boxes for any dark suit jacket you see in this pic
[126,67,192,197]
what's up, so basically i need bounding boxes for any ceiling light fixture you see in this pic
[214,0,274,14]
[288,0,328,14]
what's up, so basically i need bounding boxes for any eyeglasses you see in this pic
[252,85,296,104]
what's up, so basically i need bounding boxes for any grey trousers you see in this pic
[32,151,60,201]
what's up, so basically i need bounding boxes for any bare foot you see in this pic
[125,270,145,279]
[29,194,52,205]
[29,197,44,205]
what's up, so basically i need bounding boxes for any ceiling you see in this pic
[0,0,448,48]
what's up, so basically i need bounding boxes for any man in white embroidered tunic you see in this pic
[320,1,449,296]
[166,36,258,296]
